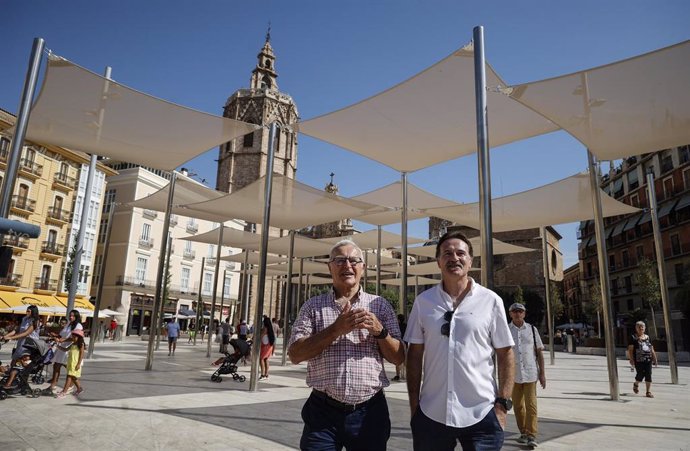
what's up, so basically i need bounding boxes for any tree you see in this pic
[548,283,565,330]
[634,258,661,338]
[583,280,603,337]
[63,240,86,292]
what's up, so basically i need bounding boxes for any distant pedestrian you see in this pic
[238,320,248,341]
[166,317,180,356]
[109,318,118,340]
[272,317,281,337]
[509,302,546,448]
[259,316,276,380]
[1,305,40,389]
[188,322,196,344]
[55,328,85,398]
[628,321,658,398]
[220,318,231,353]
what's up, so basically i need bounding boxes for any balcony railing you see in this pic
[34,277,58,291]
[41,240,65,256]
[139,237,154,249]
[186,222,198,233]
[53,172,77,190]
[225,262,237,271]
[47,206,71,222]
[116,275,155,289]
[183,249,196,260]
[205,257,217,266]
[142,209,158,219]
[19,158,43,177]
[0,147,8,162]
[11,195,36,213]
[4,234,29,249]
[169,214,178,226]
[0,273,22,287]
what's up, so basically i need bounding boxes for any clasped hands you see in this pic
[333,302,383,336]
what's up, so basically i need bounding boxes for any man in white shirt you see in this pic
[509,302,546,448]
[405,231,515,450]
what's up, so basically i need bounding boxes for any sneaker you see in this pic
[73,388,84,396]
[55,392,67,399]
[517,434,529,444]
[527,436,538,448]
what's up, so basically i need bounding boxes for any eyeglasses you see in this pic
[329,257,364,267]
[441,310,454,337]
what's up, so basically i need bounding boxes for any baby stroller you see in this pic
[211,338,251,383]
[0,337,53,400]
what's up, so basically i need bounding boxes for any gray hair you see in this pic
[329,239,363,259]
[635,321,646,328]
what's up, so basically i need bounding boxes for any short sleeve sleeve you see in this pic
[404,297,425,345]
[288,300,315,350]
[374,297,402,339]
[489,296,514,349]
[534,326,544,350]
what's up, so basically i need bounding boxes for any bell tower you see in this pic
[216,30,299,194]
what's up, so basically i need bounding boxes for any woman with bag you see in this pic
[628,321,658,398]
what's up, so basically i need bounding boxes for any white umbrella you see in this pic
[100,309,125,316]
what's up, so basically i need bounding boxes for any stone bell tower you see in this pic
[216,30,300,194]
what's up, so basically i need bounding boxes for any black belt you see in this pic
[311,389,384,413]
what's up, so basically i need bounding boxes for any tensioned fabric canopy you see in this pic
[182,174,389,230]
[509,41,690,161]
[291,275,334,285]
[423,172,640,232]
[129,172,228,222]
[25,55,259,171]
[181,226,261,248]
[297,44,558,172]
[352,182,461,225]
[220,251,288,265]
[406,236,536,258]
[376,276,441,286]
[317,229,427,249]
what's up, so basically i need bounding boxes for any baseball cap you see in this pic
[71,329,84,337]
[509,302,526,312]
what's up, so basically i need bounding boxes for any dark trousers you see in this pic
[300,391,391,451]
[411,407,504,451]
[635,361,653,382]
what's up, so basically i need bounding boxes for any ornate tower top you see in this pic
[325,172,338,194]
[250,29,278,91]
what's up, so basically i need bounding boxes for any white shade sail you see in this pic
[180,226,261,248]
[298,44,558,172]
[406,235,536,258]
[318,229,427,249]
[364,251,401,265]
[423,172,640,232]
[25,55,259,171]
[129,172,228,222]
[290,275,334,285]
[182,174,389,230]
[509,41,690,161]
[406,261,444,276]
[377,276,441,286]
[220,251,288,265]
[351,182,461,225]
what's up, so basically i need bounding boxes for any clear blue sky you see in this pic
[2,0,689,267]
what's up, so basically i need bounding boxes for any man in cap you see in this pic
[166,316,181,356]
[508,302,546,448]
[288,239,404,451]
[406,230,514,450]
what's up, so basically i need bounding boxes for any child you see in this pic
[55,329,85,399]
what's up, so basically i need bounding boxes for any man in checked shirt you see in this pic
[288,239,405,451]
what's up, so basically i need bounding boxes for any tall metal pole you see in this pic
[473,26,494,288]
[0,38,44,220]
[87,204,115,359]
[207,226,225,358]
[281,230,295,366]
[363,251,369,291]
[145,172,177,370]
[587,151,620,400]
[241,235,253,322]
[155,232,173,351]
[250,122,278,392]
[401,172,409,317]
[646,171,679,384]
[376,225,382,296]
[541,227,555,365]
[296,258,304,317]
[219,269,227,324]
[193,257,206,346]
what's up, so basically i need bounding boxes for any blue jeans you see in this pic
[411,407,504,451]
[300,391,391,451]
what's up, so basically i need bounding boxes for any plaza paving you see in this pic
[0,336,689,450]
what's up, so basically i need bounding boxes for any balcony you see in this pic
[183,249,196,260]
[41,240,65,257]
[205,257,217,267]
[53,172,77,191]
[47,206,71,224]
[34,277,58,293]
[10,195,35,214]
[169,214,178,226]
[3,234,29,250]
[142,209,158,219]
[186,222,198,233]
[115,275,155,289]
[0,273,22,289]
[139,237,154,249]
[0,147,8,164]
[18,158,43,179]
[225,262,237,271]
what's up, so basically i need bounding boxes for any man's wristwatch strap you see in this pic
[373,326,389,339]
[495,397,513,411]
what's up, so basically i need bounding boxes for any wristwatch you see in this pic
[373,326,389,339]
[494,397,513,411]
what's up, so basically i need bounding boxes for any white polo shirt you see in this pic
[509,321,544,384]
[405,279,514,428]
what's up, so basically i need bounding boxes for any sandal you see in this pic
[633,382,639,394]
[646,392,654,398]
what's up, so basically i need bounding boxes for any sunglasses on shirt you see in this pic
[441,310,454,337]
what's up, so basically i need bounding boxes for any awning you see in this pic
[178,308,196,316]
[578,235,594,249]
[0,292,64,310]
[676,193,690,211]
[639,210,652,225]
[610,220,628,237]
[658,199,679,217]
[623,215,641,232]
[53,295,94,311]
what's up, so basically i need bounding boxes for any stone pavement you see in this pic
[0,336,689,451]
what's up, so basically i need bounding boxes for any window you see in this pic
[671,234,681,255]
[663,177,674,199]
[622,250,630,268]
[628,169,639,191]
[608,254,616,271]
[207,244,215,258]
[135,257,147,283]
[587,261,592,278]
[611,278,618,296]
[243,132,254,148]
[98,218,109,243]
[636,245,644,262]
[675,263,684,285]
[181,267,191,290]
[104,189,116,213]
[93,254,103,285]
[624,276,632,293]
[185,240,192,252]
[223,275,231,297]
[141,223,151,241]
[47,229,57,245]
[0,137,9,154]
[203,272,213,295]
[630,194,639,208]
[680,145,690,164]
[661,153,674,173]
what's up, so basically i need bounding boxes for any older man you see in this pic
[288,239,404,451]
[406,230,515,450]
